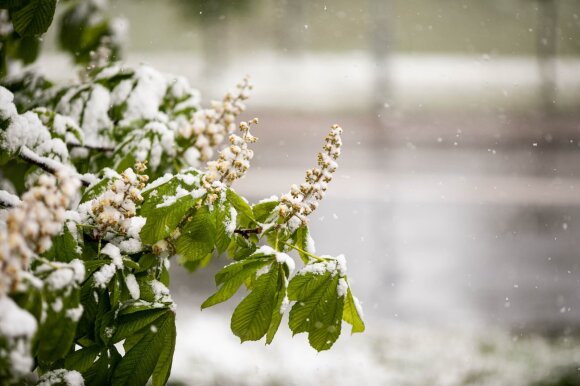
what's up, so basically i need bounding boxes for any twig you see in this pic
[283,241,326,262]
[234,226,263,239]
[67,142,115,152]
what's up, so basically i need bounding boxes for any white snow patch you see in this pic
[125,274,140,300]
[52,298,63,312]
[93,263,116,289]
[66,305,84,322]
[124,216,146,239]
[275,252,295,273]
[337,278,348,297]
[101,243,123,268]
[225,206,237,235]
[258,195,278,204]
[119,238,142,254]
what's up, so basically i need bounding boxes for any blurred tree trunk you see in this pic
[274,0,305,53]
[536,0,558,114]
[368,0,393,116]
[367,0,399,306]
[201,19,230,84]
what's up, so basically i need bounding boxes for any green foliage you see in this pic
[175,205,216,267]
[343,287,365,334]
[58,0,121,65]
[0,1,364,384]
[230,263,285,342]
[10,0,56,37]
[288,271,343,351]
[111,311,176,386]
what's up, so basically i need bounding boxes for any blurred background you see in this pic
[43,0,580,384]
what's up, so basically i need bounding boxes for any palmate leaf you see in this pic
[111,311,176,386]
[288,271,345,351]
[231,265,280,342]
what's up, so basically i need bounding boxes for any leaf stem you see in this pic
[283,241,325,262]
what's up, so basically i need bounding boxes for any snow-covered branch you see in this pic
[18,146,93,187]
[0,190,21,208]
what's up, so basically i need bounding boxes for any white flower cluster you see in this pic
[81,164,147,253]
[278,124,342,230]
[202,119,258,203]
[0,171,80,296]
[179,77,252,165]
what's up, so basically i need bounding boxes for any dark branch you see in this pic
[234,226,263,239]
[67,142,115,152]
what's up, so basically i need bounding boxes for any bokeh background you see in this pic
[42,0,580,384]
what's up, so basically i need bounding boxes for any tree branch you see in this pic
[0,190,21,209]
[234,226,263,239]
[18,146,92,187]
[67,142,115,152]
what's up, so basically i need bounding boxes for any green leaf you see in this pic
[252,199,278,223]
[140,195,197,245]
[112,311,176,386]
[288,272,344,351]
[343,286,365,334]
[230,265,279,342]
[36,287,82,362]
[11,0,57,36]
[226,188,254,226]
[266,264,288,344]
[44,225,81,263]
[8,35,41,64]
[151,313,176,386]
[0,0,23,8]
[201,258,271,309]
[227,234,257,261]
[293,225,312,264]
[179,251,211,273]
[113,308,169,343]
[214,255,271,285]
[175,206,216,264]
[214,201,233,254]
[82,348,115,386]
[65,345,101,374]
[139,173,202,245]
[80,178,109,203]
